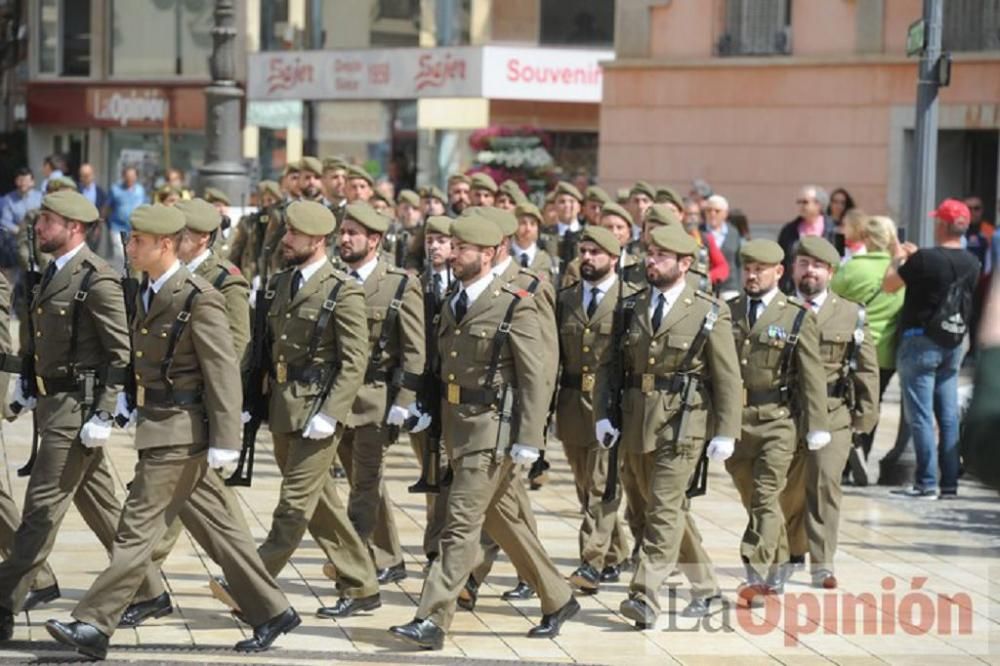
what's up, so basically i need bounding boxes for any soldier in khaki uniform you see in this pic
[203,187,235,259]
[321,156,349,223]
[561,202,645,308]
[44,204,297,659]
[389,212,577,650]
[726,239,830,606]
[495,179,527,210]
[557,226,635,593]
[510,203,554,277]
[469,173,497,208]
[582,185,610,226]
[0,192,167,643]
[335,203,426,585]
[229,180,288,285]
[346,165,375,204]
[540,181,584,287]
[596,224,742,627]
[779,238,879,589]
[246,200,381,619]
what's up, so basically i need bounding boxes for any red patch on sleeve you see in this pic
[229,266,242,275]
[516,289,529,298]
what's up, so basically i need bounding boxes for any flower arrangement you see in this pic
[469,125,555,197]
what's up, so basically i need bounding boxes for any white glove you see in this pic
[79,415,112,448]
[386,404,409,427]
[11,378,36,414]
[510,444,540,466]
[241,410,252,425]
[595,419,620,449]
[114,392,136,427]
[249,276,262,308]
[303,412,338,439]
[207,447,241,476]
[406,402,432,433]
[706,436,735,462]
[807,430,832,451]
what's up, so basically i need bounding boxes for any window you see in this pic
[37,0,91,76]
[718,0,791,56]
[110,0,213,77]
[539,0,614,47]
[943,0,1000,52]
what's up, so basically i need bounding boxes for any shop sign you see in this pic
[27,84,205,129]
[481,47,612,103]
[90,88,169,127]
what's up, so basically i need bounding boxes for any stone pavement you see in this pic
[0,377,997,665]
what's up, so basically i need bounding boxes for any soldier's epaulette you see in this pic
[694,289,720,304]
[386,264,409,278]
[517,266,541,280]
[187,273,213,293]
[329,266,352,283]
[623,286,647,302]
[502,283,529,299]
[785,295,810,310]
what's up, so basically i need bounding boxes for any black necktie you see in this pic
[748,298,763,328]
[651,293,666,331]
[290,270,302,299]
[144,286,156,312]
[586,286,600,319]
[454,290,468,323]
[39,262,57,293]
[520,253,529,268]
[432,272,442,299]
[350,270,361,282]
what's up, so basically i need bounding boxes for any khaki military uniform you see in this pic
[511,245,554,278]
[556,276,635,572]
[228,205,288,285]
[0,246,166,615]
[561,251,644,290]
[726,292,828,580]
[780,293,879,575]
[337,259,424,570]
[257,260,379,599]
[685,242,713,294]
[71,266,288,635]
[416,275,572,631]
[540,226,582,285]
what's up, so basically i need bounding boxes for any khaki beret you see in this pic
[646,203,682,228]
[345,202,389,233]
[470,172,498,193]
[322,156,347,171]
[372,190,395,207]
[202,187,230,206]
[600,201,633,226]
[425,215,452,236]
[580,225,621,257]
[346,165,374,186]
[474,206,517,237]
[544,191,557,204]
[282,162,300,175]
[131,204,186,235]
[286,200,335,236]
[649,224,698,256]
[422,185,446,203]
[155,184,182,202]
[554,181,583,201]
[796,236,840,269]
[298,156,323,176]
[45,176,77,193]
[447,173,470,186]
[585,186,611,205]
[616,188,630,203]
[498,180,527,204]
[397,189,420,207]
[41,190,99,223]
[740,239,785,265]
[654,185,683,210]
[451,212,502,247]
[629,180,656,200]
[176,198,222,233]
[257,180,281,199]
[514,202,543,223]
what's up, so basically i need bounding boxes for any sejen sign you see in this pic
[248,46,612,104]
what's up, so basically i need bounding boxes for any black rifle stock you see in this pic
[601,270,629,503]
[227,281,270,487]
[115,231,140,428]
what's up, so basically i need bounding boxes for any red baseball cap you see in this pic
[929,198,971,224]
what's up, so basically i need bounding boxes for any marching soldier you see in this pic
[228,180,287,285]
[297,156,326,205]
[346,166,375,204]
[495,180,527,210]
[595,224,742,627]
[0,191,167,643]
[540,181,584,287]
[422,185,448,218]
[44,204,298,659]
[562,202,644,288]
[389,212,577,650]
[203,187,235,259]
[469,173,498,208]
[321,157,349,223]
[558,226,635,593]
[582,186,611,226]
[281,161,302,201]
[447,174,471,217]
[510,203,554,277]
[726,239,829,606]
[626,181,656,250]
[335,203,426,584]
[779,237,879,589]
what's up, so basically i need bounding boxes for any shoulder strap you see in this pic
[483,294,522,390]
[68,266,97,376]
[846,306,866,373]
[306,280,345,361]
[160,288,201,397]
[778,306,808,387]
[677,301,721,374]
[368,274,409,372]
[213,266,229,289]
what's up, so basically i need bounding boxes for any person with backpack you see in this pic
[882,199,981,499]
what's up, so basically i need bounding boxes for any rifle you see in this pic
[680,375,709,498]
[13,223,43,476]
[601,269,634,502]
[115,231,140,428]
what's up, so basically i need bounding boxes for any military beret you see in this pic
[474,206,517,237]
[616,188,630,203]
[554,181,583,202]
[423,185,446,203]
[451,211,502,247]
[322,156,347,171]
[346,165,374,186]
[649,224,698,257]
[629,180,656,200]
[298,156,323,176]
[544,191,557,204]
[397,189,420,207]
[202,187,230,206]
[425,215,452,236]
[585,185,611,204]
[176,198,222,233]
[470,172,498,193]
[447,173,470,186]
[498,180,527,204]
[45,176,77,193]
[600,201,633,226]
[796,236,840,269]
[282,162,300,175]
[286,200,335,236]
[740,239,785,265]
[257,180,281,199]
[580,225,621,257]
[41,190,99,223]
[131,204,186,235]
[155,184,181,202]
[646,203,682,228]
[371,190,395,207]
[654,185,683,210]
[345,202,389,233]
[514,202,543,223]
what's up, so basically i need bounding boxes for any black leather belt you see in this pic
[36,376,81,395]
[439,381,501,406]
[366,368,423,390]
[274,362,325,384]
[137,387,203,407]
[560,372,597,392]
[626,373,685,393]
[744,387,789,407]
[0,353,22,375]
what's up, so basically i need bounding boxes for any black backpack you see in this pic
[925,249,978,349]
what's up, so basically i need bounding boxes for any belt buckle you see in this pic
[641,374,655,393]
[136,385,145,407]
[35,376,46,396]
[447,383,461,405]
[275,362,287,384]
[581,373,595,392]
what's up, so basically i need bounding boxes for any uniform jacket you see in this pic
[192,251,250,363]
[497,259,558,397]
[228,205,288,284]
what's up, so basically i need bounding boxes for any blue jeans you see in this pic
[896,334,962,492]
